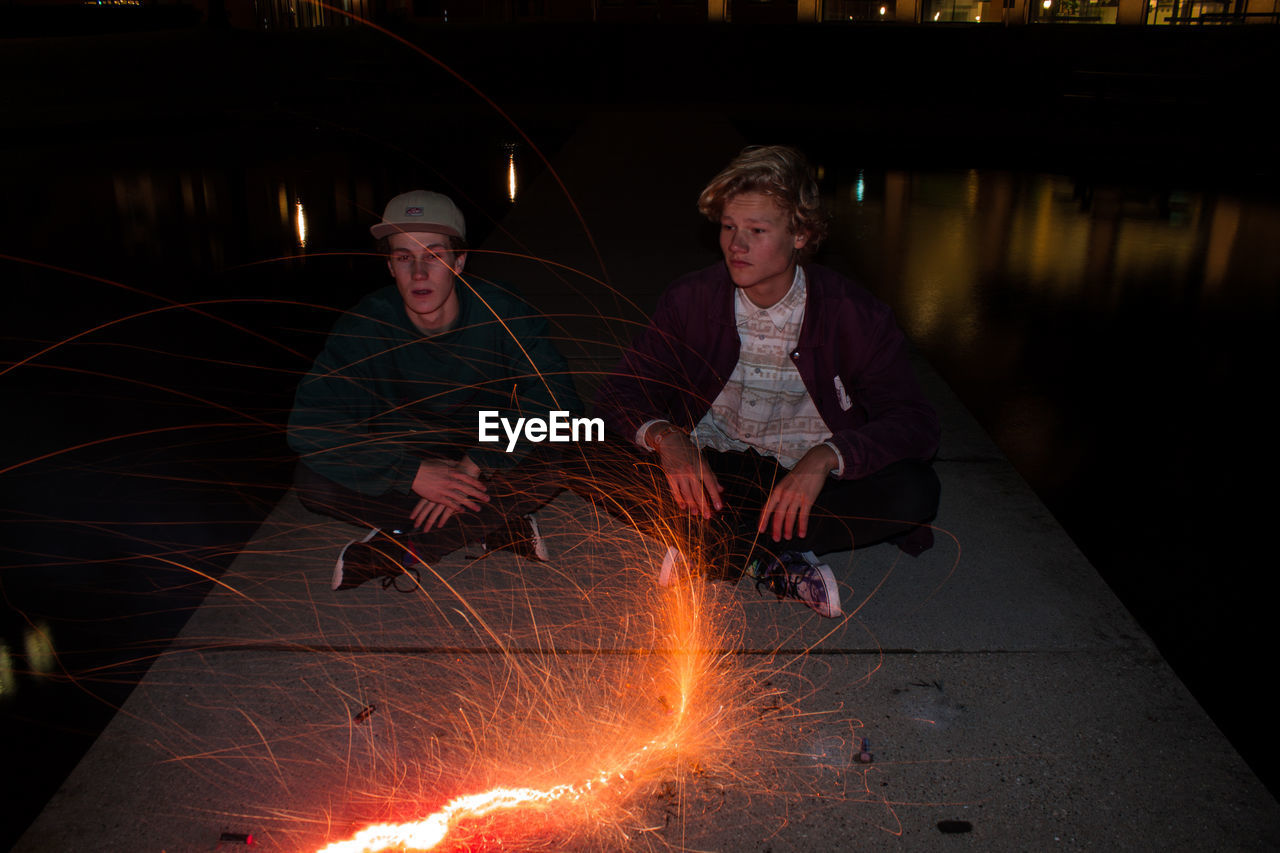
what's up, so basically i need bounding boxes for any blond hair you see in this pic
[697,145,828,250]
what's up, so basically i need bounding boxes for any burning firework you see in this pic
[315,537,752,853]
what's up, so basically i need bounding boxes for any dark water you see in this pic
[820,166,1279,794]
[3,25,1277,849]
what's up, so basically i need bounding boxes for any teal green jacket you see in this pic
[288,276,581,496]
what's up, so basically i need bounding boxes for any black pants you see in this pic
[294,448,566,564]
[568,440,940,581]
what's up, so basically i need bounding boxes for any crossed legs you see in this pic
[294,448,567,567]
[570,441,940,582]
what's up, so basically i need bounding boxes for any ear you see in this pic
[453,251,467,274]
[793,231,808,250]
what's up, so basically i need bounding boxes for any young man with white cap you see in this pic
[289,190,581,591]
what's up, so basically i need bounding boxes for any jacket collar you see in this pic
[709,261,830,347]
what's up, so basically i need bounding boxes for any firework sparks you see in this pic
[317,771,645,853]
[316,558,730,853]
[317,783,577,853]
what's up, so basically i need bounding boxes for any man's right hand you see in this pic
[654,428,724,519]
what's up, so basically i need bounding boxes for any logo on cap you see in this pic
[405,206,424,216]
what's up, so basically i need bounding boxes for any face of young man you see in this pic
[386,230,466,334]
[719,191,808,309]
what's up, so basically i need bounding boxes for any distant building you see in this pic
[19,0,1269,31]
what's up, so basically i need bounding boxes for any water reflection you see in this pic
[295,197,308,248]
[506,144,518,202]
[23,143,532,278]
[828,165,1277,780]
[844,172,1257,343]
[23,623,55,680]
[0,641,13,700]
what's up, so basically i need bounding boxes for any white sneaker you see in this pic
[332,528,381,591]
[754,551,842,618]
[522,513,549,561]
[471,513,549,562]
[657,545,687,587]
[333,528,424,593]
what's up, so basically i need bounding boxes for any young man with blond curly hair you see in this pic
[592,146,941,618]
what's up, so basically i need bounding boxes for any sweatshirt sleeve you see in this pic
[463,286,583,470]
[287,318,421,496]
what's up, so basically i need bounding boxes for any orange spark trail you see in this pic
[317,783,583,853]
[318,697,682,853]
[316,571,723,853]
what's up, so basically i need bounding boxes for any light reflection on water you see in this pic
[836,169,1276,347]
[825,165,1277,783]
[16,138,525,294]
[829,167,1277,468]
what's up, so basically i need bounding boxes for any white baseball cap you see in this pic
[370,190,466,240]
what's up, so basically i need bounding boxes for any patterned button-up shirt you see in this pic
[689,267,842,473]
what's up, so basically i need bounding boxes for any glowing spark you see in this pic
[319,781,609,853]
[507,150,518,202]
[317,573,719,853]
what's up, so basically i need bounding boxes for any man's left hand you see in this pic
[409,455,485,532]
[758,444,838,543]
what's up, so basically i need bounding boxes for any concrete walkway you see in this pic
[17,112,1280,852]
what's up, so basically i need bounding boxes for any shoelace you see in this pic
[380,563,421,593]
[754,558,807,601]
[368,541,422,593]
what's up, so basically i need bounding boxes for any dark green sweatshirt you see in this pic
[288,276,581,496]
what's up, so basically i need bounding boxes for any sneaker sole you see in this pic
[658,546,682,587]
[333,527,380,591]
[470,515,550,562]
[524,514,550,562]
[809,563,842,619]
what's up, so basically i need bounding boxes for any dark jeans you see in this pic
[294,447,567,564]
[568,439,940,581]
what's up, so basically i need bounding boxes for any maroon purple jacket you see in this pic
[595,263,940,481]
